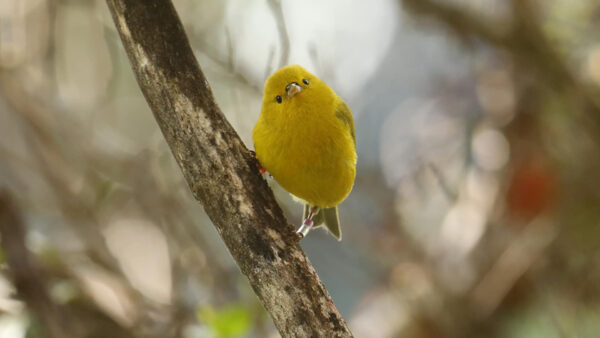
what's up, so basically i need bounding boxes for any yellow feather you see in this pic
[253,65,356,210]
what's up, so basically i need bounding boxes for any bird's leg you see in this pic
[249,150,268,175]
[296,206,320,239]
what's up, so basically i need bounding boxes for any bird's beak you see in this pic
[286,82,302,98]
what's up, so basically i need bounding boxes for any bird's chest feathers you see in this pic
[263,100,346,175]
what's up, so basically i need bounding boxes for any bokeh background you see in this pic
[1,0,600,337]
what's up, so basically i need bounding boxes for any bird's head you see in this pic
[261,65,331,116]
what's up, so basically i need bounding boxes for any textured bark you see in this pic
[104,0,353,336]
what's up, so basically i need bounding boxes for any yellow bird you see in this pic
[253,65,357,240]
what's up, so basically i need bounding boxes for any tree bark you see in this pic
[104,0,353,336]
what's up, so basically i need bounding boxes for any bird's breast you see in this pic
[255,106,356,207]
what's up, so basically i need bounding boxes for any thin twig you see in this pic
[264,45,276,82]
[267,0,290,69]
[225,26,235,71]
[0,191,78,338]
[471,217,558,317]
[195,39,262,92]
[427,162,458,202]
[402,0,600,109]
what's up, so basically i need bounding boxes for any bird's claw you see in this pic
[250,150,269,175]
[295,206,319,240]
[296,219,314,239]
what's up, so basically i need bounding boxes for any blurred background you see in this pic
[1,0,600,337]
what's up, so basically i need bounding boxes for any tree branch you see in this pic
[402,0,600,138]
[402,0,575,89]
[104,0,353,336]
[267,0,291,69]
[0,191,77,338]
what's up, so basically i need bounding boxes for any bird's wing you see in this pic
[335,101,356,145]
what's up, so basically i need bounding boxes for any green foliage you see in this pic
[503,302,600,338]
[197,304,252,338]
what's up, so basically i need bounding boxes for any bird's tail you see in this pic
[303,205,342,241]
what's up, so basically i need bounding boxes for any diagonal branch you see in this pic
[402,0,577,91]
[402,0,600,135]
[403,0,507,46]
[104,0,353,336]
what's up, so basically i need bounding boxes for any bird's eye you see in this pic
[275,95,282,104]
[302,79,310,85]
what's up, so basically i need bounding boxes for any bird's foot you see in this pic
[296,218,314,239]
[250,150,269,175]
[296,206,319,240]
